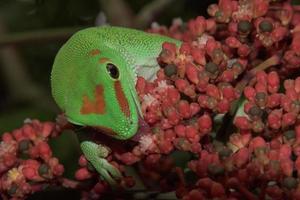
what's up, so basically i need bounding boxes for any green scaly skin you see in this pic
[51,26,181,185]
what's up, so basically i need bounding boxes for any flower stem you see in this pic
[235,52,282,95]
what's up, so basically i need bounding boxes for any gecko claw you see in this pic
[80,141,123,186]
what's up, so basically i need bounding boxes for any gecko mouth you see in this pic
[129,88,151,142]
[131,115,151,142]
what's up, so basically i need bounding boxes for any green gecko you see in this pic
[51,26,181,185]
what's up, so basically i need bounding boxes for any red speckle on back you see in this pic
[114,81,130,118]
[89,49,101,56]
[80,84,106,114]
[99,57,111,64]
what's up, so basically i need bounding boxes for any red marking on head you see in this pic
[89,49,101,56]
[114,81,130,118]
[80,85,105,114]
[99,57,111,64]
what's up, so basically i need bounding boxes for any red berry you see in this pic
[41,122,55,138]
[3,154,16,167]
[225,36,241,48]
[255,82,267,93]
[23,125,38,141]
[38,142,52,160]
[166,108,180,126]
[267,71,280,93]
[237,44,250,57]
[217,98,230,113]
[280,159,293,176]
[12,129,24,142]
[75,168,92,180]
[198,114,212,134]
[295,77,300,93]
[233,147,249,167]
[190,103,201,116]
[186,63,199,84]
[221,69,235,82]
[221,86,236,101]
[167,88,181,105]
[179,43,191,54]
[175,79,189,92]
[279,144,292,161]
[285,88,298,101]
[281,95,292,112]
[249,137,266,153]
[188,16,206,36]
[53,164,64,176]
[118,152,140,165]
[177,100,191,119]
[23,166,37,180]
[244,86,256,101]
[211,182,225,197]
[267,93,281,108]
[284,79,295,90]
[191,48,206,65]
[2,133,13,142]
[187,189,204,200]
[206,84,220,99]
[234,116,251,130]
[174,124,186,137]
[79,155,88,167]
[185,126,198,142]
[282,112,296,127]
[158,140,173,154]
[136,77,146,94]
[268,109,282,129]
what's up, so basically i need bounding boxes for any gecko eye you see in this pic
[106,63,119,79]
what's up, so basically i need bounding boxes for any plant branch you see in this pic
[235,52,282,95]
[0,27,84,47]
[98,0,134,27]
[134,0,176,29]
[0,18,58,112]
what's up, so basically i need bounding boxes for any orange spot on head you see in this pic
[80,85,106,114]
[99,57,111,64]
[114,81,130,117]
[89,49,101,56]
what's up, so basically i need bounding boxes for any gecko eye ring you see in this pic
[106,63,119,79]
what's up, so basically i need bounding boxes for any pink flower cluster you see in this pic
[0,120,64,199]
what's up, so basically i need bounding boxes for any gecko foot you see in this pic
[80,141,122,185]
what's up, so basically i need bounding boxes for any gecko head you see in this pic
[51,27,140,140]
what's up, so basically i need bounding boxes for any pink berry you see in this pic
[267,71,280,93]
[177,100,191,119]
[268,109,282,129]
[75,168,92,180]
[23,166,37,180]
[244,86,256,101]
[198,114,212,134]
[234,116,251,130]
[206,84,220,99]
[282,112,296,127]
[186,63,199,84]
[174,124,186,137]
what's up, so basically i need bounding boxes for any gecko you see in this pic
[51,26,181,185]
